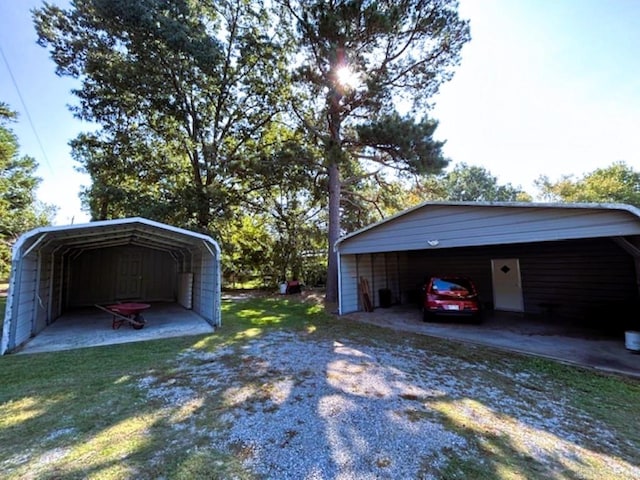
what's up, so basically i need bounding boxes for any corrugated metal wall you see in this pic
[67,246,177,307]
[339,252,404,314]
[520,239,637,324]
[32,252,53,334]
[338,253,359,313]
[5,255,38,352]
[191,247,220,324]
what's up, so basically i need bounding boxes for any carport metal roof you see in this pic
[14,216,220,259]
[335,201,640,255]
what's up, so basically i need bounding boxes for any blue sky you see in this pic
[1,0,639,225]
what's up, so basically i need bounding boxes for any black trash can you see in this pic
[379,288,392,308]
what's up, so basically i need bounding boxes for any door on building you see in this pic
[491,258,524,312]
[116,252,143,299]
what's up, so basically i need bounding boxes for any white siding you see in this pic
[192,251,204,318]
[33,251,53,333]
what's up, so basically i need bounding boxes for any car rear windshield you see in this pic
[431,277,475,295]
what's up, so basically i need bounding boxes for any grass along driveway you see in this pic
[0,295,639,479]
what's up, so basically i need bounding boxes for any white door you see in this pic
[491,258,524,312]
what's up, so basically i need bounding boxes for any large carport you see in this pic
[336,202,640,335]
[1,217,221,354]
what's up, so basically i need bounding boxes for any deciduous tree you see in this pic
[35,0,291,231]
[535,162,640,207]
[420,163,532,202]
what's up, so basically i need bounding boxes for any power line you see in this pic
[0,42,53,172]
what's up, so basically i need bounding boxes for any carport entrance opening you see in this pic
[340,237,640,336]
[2,217,221,355]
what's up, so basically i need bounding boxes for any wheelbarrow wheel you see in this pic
[132,313,145,330]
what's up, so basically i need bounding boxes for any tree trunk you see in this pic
[325,75,344,305]
[325,160,340,304]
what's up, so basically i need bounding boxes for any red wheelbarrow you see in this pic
[95,303,150,330]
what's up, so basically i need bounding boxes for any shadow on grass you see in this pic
[1,296,639,478]
[0,296,332,478]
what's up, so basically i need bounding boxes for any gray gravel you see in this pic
[138,330,640,479]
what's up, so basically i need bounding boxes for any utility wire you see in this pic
[0,42,54,172]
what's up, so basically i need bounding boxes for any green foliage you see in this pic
[215,124,329,285]
[220,214,274,287]
[35,0,292,231]
[535,161,640,206]
[419,163,533,202]
[71,132,195,224]
[34,1,471,296]
[0,103,56,278]
[285,0,471,300]
[354,113,449,176]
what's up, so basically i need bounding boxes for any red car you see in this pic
[422,276,481,322]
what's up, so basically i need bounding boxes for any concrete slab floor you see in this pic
[16,302,215,355]
[345,306,640,379]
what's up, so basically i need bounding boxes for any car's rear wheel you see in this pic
[422,309,434,322]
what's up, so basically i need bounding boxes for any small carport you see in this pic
[1,217,221,354]
[336,202,640,335]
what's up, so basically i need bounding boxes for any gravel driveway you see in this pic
[139,328,639,479]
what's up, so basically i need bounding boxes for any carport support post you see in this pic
[635,258,640,298]
[370,253,375,308]
[355,254,361,311]
[396,252,401,305]
[3,252,23,354]
[613,237,640,298]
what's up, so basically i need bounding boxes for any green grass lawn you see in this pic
[0,296,638,479]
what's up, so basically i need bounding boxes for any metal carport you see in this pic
[1,217,221,354]
[336,202,640,333]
